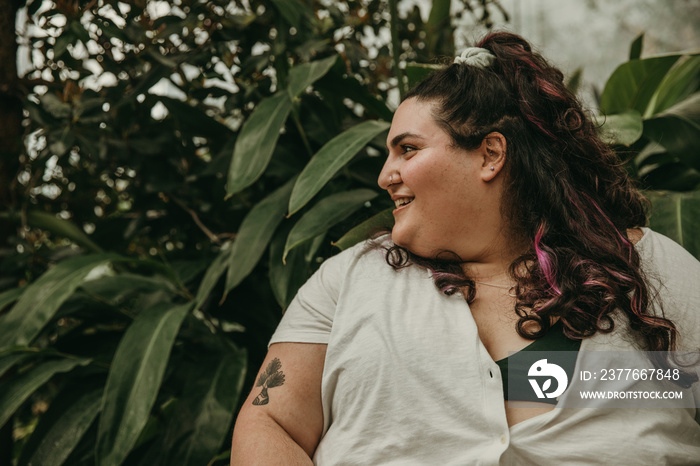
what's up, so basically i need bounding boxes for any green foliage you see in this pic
[646,191,700,260]
[596,40,700,258]
[598,49,700,190]
[289,120,390,215]
[96,303,191,466]
[3,1,509,464]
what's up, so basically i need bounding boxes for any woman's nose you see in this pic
[377,156,396,190]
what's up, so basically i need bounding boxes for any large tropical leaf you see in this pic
[286,55,338,98]
[224,178,295,297]
[0,253,122,349]
[18,387,103,466]
[0,357,91,428]
[96,302,192,466]
[333,208,394,251]
[288,120,390,215]
[640,162,700,192]
[595,110,643,146]
[646,190,700,260]
[226,92,293,196]
[158,350,247,466]
[643,92,700,172]
[283,189,378,261]
[600,55,680,115]
[648,54,700,115]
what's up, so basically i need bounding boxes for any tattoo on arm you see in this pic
[252,358,286,406]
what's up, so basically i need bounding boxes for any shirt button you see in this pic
[500,434,507,444]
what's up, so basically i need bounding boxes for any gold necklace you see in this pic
[472,280,514,289]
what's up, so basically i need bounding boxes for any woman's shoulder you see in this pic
[636,228,700,349]
[312,235,394,284]
[636,227,700,278]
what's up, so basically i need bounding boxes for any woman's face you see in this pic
[378,97,500,260]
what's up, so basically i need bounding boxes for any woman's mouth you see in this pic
[394,197,414,209]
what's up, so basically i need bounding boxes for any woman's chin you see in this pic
[391,232,425,257]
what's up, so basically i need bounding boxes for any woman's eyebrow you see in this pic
[387,132,423,151]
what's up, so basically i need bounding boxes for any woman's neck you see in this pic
[459,230,527,284]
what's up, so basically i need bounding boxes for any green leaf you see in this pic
[224,178,295,297]
[0,353,29,379]
[283,189,378,261]
[600,55,680,115]
[18,387,103,466]
[270,0,307,29]
[0,254,122,349]
[54,33,72,59]
[287,55,338,98]
[0,287,24,312]
[594,110,643,146]
[268,227,312,309]
[646,190,700,260]
[40,93,71,119]
[427,0,451,31]
[649,54,700,115]
[0,357,91,428]
[333,208,394,250]
[565,67,583,95]
[641,163,700,192]
[643,92,700,171]
[195,246,231,308]
[314,70,393,121]
[289,120,390,215]
[159,350,247,466]
[96,302,192,466]
[405,63,444,88]
[629,33,644,60]
[226,92,293,196]
[634,142,669,170]
[80,272,177,304]
[160,97,233,139]
[27,210,103,252]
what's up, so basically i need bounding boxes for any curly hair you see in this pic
[382,32,695,385]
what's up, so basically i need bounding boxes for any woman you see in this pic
[231,32,700,464]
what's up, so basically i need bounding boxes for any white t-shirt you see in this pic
[270,228,700,465]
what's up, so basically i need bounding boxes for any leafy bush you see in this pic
[596,35,700,258]
[0,1,507,464]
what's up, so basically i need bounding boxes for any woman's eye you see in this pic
[400,145,416,154]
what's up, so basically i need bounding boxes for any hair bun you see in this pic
[454,47,496,68]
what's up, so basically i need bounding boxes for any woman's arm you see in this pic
[230,342,326,465]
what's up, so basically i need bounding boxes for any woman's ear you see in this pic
[480,132,507,181]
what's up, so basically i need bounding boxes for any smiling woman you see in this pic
[379,99,510,263]
[230,32,700,465]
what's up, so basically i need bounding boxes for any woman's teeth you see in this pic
[394,198,414,208]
